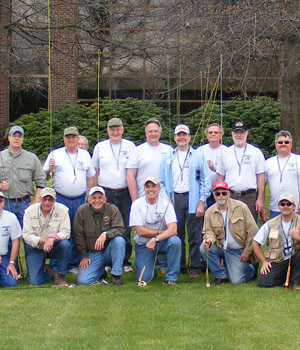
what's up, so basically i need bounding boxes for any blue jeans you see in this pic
[54,193,85,270]
[200,244,254,284]
[0,253,18,287]
[135,236,181,283]
[24,240,70,285]
[77,236,125,285]
[174,193,204,272]
[105,189,132,266]
[270,210,280,219]
[4,197,30,227]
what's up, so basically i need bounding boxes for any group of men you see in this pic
[0,118,300,290]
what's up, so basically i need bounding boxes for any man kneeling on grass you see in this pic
[200,181,258,285]
[252,193,300,289]
[129,177,181,286]
[74,186,126,285]
[23,188,71,286]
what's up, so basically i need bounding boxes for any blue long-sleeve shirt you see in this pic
[158,147,211,214]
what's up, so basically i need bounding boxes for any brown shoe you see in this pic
[189,271,200,279]
[213,278,229,285]
[44,265,57,279]
[54,273,68,286]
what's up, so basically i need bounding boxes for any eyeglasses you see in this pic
[277,141,291,145]
[0,198,4,203]
[214,191,228,197]
[279,202,293,207]
[207,131,220,135]
[41,197,54,202]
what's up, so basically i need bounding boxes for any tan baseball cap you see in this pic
[278,193,295,205]
[143,177,160,185]
[64,126,79,137]
[40,187,56,199]
[107,118,123,128]
[89,186,106,196]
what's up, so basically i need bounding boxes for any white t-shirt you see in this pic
[126,142,173,198]
[265,153,300,211]
[172,149,189,193]
[217,143,265,191]
[92,139,136,189]
[0,210,22,256]
[253,220,293,261]
[220,209,242,250]
[197,143,228,188]
[43,147,95,197]
[129,196,177,245]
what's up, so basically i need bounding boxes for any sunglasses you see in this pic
[214,191,228,197]
[279,202,292,207]
[277,141,291,145]
[0,198,4,203]
[41,197,54,202]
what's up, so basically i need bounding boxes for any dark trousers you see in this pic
[105,189,132,266]
[231,191,258,222]
[258,250,300,288]
[174,192,203,272]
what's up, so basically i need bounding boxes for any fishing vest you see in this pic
[264,214,300,263]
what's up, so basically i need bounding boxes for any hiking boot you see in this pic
[44,265,57,279]
[188,271,201,279]
[54,273,68,286]
[111,275,123,285]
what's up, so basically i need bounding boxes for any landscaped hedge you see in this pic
[8,96,280,159]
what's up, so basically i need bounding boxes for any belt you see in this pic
[229,189,256,197]
[102,187,128,193]
[7,195,30,202]
[174,192,189,196]
[56,192,86,200]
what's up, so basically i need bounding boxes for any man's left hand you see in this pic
[146,238,156,251]
[6,263,18,280]
[95,234,107,251]
[255,198,264,214]
[195,201,205,218]
[43,238,55,253]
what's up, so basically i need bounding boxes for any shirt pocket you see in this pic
[18,167,31,182]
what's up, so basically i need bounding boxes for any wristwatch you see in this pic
[155,236,159,242]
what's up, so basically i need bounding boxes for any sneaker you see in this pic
[188,271,201,279]
[111,275,123,285]
[293,284,300,290]
[54,273,68,286]
[68,268,79,275]
[123,265,133,273]
[105,266,112,272]
[165,280,176,286]
[89,280,108,286]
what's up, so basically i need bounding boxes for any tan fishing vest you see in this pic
[264,214,300,263]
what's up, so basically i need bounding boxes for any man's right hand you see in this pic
[202,239,212,250]
[79,258,91,270]
[1,180,9,191]
[260,261,272,275]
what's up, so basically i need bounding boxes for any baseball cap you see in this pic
[232,121,247,132]
[107,118,123,128]
[213,181,229,191]
[9,125,24,136]
[143,177,160,186]
[89,186,106,196]
[40,187,56,199]
[174,124,190,135]
[64,126,79,137]
[278,193,295,205]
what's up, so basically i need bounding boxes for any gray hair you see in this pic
[205,123,224,137]
[78,135,89,146]
[145,118,162,133]
[275,130,292,143]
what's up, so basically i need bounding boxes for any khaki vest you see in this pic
[264,214,300,263]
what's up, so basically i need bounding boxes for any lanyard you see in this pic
[65,148,78,176]
[110,141,122,172]
[277,155,291,183]
[234,144,247,176]
[280,220,293,256]
[176,147,189,181]
[221,208,228,250]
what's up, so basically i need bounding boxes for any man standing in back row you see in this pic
[265,130,300,219]
[43,127,95,272]
[159,124,211,277]
[92,118,136,272]
[217,121,265,222]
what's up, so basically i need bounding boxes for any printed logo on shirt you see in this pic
[54,213,60,218]
[77,162,88,171]
[184,160,189,168]
[243,155,252,165]
[1,226,10,236]
[104,216,110,222]
[287,163,296,172]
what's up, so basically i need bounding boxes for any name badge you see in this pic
[236,175,242,184]
[269,229,279,239]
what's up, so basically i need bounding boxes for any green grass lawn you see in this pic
[1,186,296,350]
